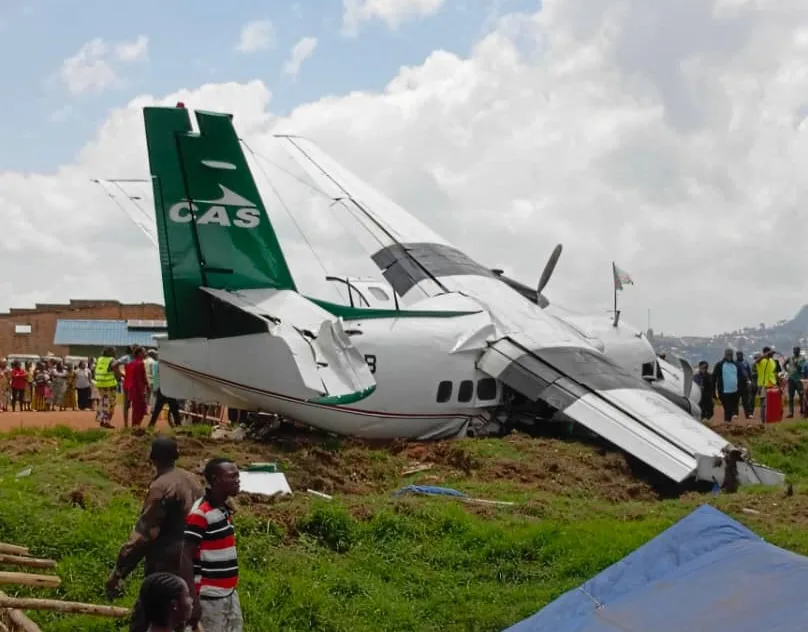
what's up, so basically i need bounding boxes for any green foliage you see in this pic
[0,425,807,631]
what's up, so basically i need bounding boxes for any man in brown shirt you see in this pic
[106,436,203,632]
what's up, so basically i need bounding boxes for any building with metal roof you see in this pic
[53,319,167,357]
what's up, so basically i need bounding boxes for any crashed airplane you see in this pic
[142,104,784,488]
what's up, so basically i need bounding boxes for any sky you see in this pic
[2,0,808,336]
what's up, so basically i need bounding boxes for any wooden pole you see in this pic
[6,608,41,632]
[0,555,56,570]
[0,572,60,589]
[0,597,129,618]
[0,545,28,557]
[0,592,41,632]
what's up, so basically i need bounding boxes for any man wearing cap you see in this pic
[106,437,203,632]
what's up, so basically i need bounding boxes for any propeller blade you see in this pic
[537,243,563,295]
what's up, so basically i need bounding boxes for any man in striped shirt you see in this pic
[181,457,242,631]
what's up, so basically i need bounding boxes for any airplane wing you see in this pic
[276,133,783,487]
[477,334,782,485]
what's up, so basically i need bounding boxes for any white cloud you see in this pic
[283,37,318,78]
[235,20,275,53]
[342,0,446,35]
[8,1,808,337]
[58,35,148,95]
[59,38,118,95]
[115,35,149,62]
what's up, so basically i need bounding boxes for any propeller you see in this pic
[537,243,563,296]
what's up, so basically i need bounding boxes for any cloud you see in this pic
[115,35,149,62]
[235,20,275,53]
[283,37,318,78]
[58,35,148,95]
[8,1,808,337]
[342,0,446,35]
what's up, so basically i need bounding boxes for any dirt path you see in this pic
[0,409,174,432]
[0,404,801,435]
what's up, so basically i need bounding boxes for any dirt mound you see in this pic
[68,429,665,504]
[399,435,660,502]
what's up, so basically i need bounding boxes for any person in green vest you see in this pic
[94,347,120,429]
[755,346,779,424]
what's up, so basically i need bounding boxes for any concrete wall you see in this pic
[0,300,165,357]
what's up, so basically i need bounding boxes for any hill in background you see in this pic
[651,305,808,365]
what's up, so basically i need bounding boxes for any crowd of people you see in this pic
[107,437,242,631]
[0,357,94,412]
[0,345,182,429]
[694,345,808,423]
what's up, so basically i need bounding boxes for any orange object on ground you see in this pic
[766,387,783,423]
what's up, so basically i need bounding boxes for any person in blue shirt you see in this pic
[713,349,742,423]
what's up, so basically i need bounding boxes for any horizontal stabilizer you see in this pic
[158,287,376,406]
[201,287,339,334]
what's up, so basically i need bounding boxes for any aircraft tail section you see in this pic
[144,105,296,340]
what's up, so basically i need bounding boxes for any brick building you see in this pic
[0,300,165,357]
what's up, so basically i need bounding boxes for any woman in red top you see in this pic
[9,362,27,412]
[126,347,149,427]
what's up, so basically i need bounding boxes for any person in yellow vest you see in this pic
[755,346,778,424]
[94,347,120,429]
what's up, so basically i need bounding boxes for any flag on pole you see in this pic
[613,263,634,291]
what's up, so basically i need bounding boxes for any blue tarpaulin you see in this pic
[505,504,808,632]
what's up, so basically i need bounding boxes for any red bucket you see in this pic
[765,387,783,423]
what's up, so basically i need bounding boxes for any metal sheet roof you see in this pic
[53,319,164,347]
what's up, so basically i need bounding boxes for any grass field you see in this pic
[0,422,806,631]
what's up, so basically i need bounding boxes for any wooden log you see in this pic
[6,608,41,632]
[0,545,28,557]
[0,590,42,632]
[0,597,129,618]
[0,573,60,589]
[0,555,56,570]
[0,592,41,632]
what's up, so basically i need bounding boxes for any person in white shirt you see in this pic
[144,350,156,411]
[74,361,93,410]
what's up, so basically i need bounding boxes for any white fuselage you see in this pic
[160,307,500,440]
[160,274,697,440]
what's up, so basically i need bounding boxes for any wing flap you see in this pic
[478,337,732,483]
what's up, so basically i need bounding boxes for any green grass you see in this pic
[0,425,807,631]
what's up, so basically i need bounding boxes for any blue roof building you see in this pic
[53,319,167,356]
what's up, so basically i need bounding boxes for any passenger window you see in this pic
[477,377,497,401]
[368,286,390,302]
[436,380,452,403]
[458,380,474,403]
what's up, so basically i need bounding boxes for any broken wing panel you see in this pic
[199,286,376,402]
[202,287,334,333]
[477,337,730,483]
[277,135,451,248]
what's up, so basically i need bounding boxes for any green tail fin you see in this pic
[144,106,296,339]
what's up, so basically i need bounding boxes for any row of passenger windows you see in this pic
[436,377,497,403]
